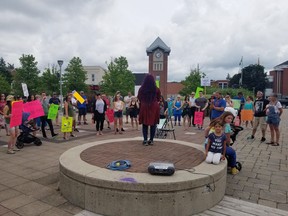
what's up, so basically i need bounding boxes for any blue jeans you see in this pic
[142,124,156,141]
[226,146,237,167]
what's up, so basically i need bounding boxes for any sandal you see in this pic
[266,142,274,145]
[271,143,280,146]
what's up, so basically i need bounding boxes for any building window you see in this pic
[153,63,163,71]
[92,74,95,82]
[218,82,228,89]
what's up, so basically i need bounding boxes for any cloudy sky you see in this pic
[1,0,288,81]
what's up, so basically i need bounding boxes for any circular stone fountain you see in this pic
[59,137,227,216]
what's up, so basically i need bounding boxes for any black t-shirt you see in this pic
[49,97,60,105]
[254,98,269,117]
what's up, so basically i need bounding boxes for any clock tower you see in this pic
[146,37,171,98]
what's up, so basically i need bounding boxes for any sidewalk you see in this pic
[0,110,287,215]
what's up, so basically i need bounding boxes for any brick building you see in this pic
[269,60,288,97]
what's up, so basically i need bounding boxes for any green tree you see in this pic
[229,64,267,92]
[179,68,206,96]
[0,57,13,84]
[62,57,88,94]
[40,65,60,96]
[13,54,41,95]
[100,56,135,96]
[0,74,11,94]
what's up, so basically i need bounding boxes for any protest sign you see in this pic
[201,78,211,86]
[48,104,59,120]
[106,109,114,123]
[10,101,24,128]
[231,99,241,110]
[23,100,44,120]
[155,80,160,88]
[194,111,203,125]
[73,91,85,104]
[21,83,29,97]
[241,110,254,121]
[195,87,204,99]
[61,117,73,132]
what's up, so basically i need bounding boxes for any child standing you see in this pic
[205,120,226,164]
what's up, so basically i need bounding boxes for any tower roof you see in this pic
[146,37,171,55]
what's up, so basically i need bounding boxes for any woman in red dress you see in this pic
[137,74,161,146]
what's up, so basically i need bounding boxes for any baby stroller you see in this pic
[16,112,42,149]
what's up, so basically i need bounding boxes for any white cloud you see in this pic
[1,0,288,82]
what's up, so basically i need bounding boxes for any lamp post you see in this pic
[57,60,64,113]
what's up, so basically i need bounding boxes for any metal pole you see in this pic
[57,60,64,113]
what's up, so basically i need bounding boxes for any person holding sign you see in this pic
[242,96,254,128]
[49,92,60,126]
[40,92,58,139]
[3,95,19,154]
[63,95,77,140]
[195,91,208,130]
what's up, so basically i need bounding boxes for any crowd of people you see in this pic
[0,78,284,177]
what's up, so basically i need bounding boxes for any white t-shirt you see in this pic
[266,101,282,114]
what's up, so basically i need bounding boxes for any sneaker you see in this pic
[148,140,154,145]
[260,137,266,142]
[247,135,254,140]
[84,122,88,125]
[121,128,125,132]
[142,141,148,146]
[74,128,79,132]
[7,150,15,154]
[231,167,239,175]
[107,126,111,129]
[13,148,20,151]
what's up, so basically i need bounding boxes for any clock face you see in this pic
[155,51,162,58]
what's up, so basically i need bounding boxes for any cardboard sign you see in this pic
[231,99,241,110]
[61,117,73,132]
[10,101,24,128]
[106,109,114,123]
[241,110,254,121]
[195,87,204,99]
[73,91,85,104]
[23,100,44,120]
[194,111,204,125]
[48,104,59,120]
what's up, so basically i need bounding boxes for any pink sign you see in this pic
[194,111,204,125]
[23,100,44,120]
[106,109,114,123]
[10,101,24,128]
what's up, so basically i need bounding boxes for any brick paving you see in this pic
[80,140,205,173]
[0,109,287,215]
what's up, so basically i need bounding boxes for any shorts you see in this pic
[114,110,123,118]
[129,109,138,118]
[266,115,280,127]
[78,108,87,116]
[253,116,267,130]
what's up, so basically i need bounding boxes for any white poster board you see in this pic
[201,78,211,86]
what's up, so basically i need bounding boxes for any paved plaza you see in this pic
[0,110,287,215]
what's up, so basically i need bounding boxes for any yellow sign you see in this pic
[155,80,160,88]
[61,117,73,132]
[195,87,204,99]
[73,91,85,104]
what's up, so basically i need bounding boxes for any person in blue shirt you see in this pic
[210,91,226,120]
[233,92,246,121]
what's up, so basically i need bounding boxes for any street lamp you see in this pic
[57,60,64,113]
